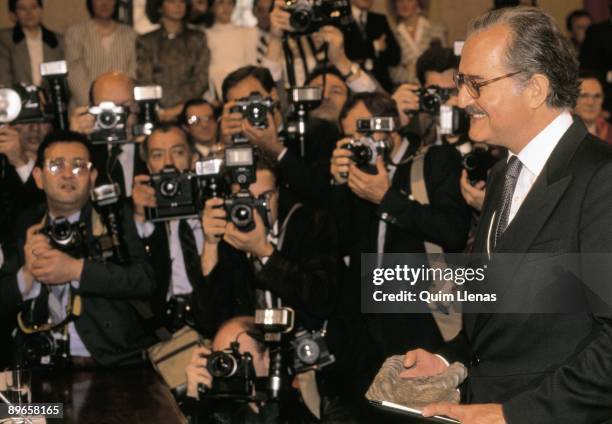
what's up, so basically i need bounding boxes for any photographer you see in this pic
[220,65,339,213]
[70,71,147,197]
[180,98,223,158]
[131,123,205,334]
[330,91,470,358]
[0,130,157,367]
[0,0,64,87]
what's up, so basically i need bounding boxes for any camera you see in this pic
[357,116,396,133]
[0,84,48,124]
[230,92,274,132]
[284,0,351,35]
[39,217,88,258]
[133,85,162,137]
[225,144,256,187]
[91,183,128,264]
[21,332,70,368]
[40,60,69,130]
[439,105,469,136]
[88,101,128,144]
[165,294,194,333]
[345,137,392,168]
[416,86,456,115]
[462,147,497,184]
[291,328,335,374]
[198,342,257,400]
[146,166,203,222]
[195,157,228,200]
[224,190,269,233]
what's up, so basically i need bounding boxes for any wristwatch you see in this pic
[341,62,361,81]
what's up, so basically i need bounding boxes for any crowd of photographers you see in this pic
[0,0,611,423]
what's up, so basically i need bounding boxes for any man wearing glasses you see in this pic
[400,7,612,424]
[180,98,222,158]
[0,130,156,368]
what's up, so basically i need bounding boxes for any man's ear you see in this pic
[33,166,43,190]
[526,73,550,110]
[89,168,98,186]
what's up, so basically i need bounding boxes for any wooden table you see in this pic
[31,366,186,424]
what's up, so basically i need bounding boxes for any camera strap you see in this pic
[409,146,462,341]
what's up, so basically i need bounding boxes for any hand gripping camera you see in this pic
[284,0,352,35]
[39,217,88,258]
[230,92,275,143]
[88,101,128,144]
[345,117,395,169]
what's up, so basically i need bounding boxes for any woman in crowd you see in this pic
[137,0,210,121]
[575,73,612,143]
[387,0,446,85]
[204,0,257,101]
[65,0,136,107]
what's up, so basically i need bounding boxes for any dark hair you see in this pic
[416,45,459,86]
[468,6,580,109]
[255,150,279,183]
[35,130,94,168]
[9,0,43,13]
[141,122,193,159]
[304,65,347,87]
[180,98,218,126]
[86,0,120,20]
[221,66,275,102]
[339,92,400,131]
[217,317,267,356]
[145,0,191,24]
[565,9,591,32]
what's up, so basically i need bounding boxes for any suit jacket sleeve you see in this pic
[77,205,156,299]
[376,145,471,252]
[254,208,340,319]
[378,16,401,67]
[502,160,612,423]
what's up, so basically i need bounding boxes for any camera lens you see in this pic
[351,144,372,166]
[421,93,441,114]
[207,352,238,378]
[160,178,180,198]
[296,338,320,365]
[50,219,75,246]
[246,103,268,128]
[24,333,55,364]
[230,204,253,229]
[98,110,119,129]
[290,8,312,33]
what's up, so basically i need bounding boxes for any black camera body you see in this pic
[0,84,49,124]
[91,183,128,264]
[39,217,88,258]
[291,328,336,374]
[40,60,69,130]
[195,157,228,200]
[199,342,256,400]
[230,92,274,131]
[416,86,455,115]
[21,332,70,368]
[345,137,393,168]
[224,189,269,233]
[225,143,256,187]
[146,166,203,222]
[89,101,128,144]
[165,294,194,333]
[133,85,162,137]
[439,104,469,137]
[462,147,497,184]
[284,0,351,35]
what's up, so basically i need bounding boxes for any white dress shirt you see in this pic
[109,143,135,197]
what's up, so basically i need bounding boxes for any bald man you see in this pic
[69,71,146,196]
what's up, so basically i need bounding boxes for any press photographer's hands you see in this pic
[186,346,213,398]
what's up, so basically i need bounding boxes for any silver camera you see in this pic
[88,101,128,144]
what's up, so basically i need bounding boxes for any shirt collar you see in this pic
[351,5,366,23]
[49,210,81,224]
[511,111,573,178]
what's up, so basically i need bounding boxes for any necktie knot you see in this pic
[505,156,522,180]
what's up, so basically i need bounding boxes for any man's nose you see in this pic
[457,86,474,109]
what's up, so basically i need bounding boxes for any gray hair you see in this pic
[468,6,579,109]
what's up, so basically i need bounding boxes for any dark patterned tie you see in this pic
[178,219,201,287]
[494,156,523,247]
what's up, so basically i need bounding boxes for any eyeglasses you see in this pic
[187,115,215,126]
[44,158,92,176]
[454,71,522,99]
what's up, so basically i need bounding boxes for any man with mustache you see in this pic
[400,7,612,423]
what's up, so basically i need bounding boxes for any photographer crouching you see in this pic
[0,130,157,368]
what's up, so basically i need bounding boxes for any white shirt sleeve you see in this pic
[17,268,41,301]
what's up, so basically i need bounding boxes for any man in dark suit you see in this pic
[330,91,470,361]
[0,0,64,87]
[341,0,401,92]
[70,71,147,198]
[131,123,205,334]
[400,7,612,424]
[0,130,156,367]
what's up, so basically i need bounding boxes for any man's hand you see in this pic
[186,346,212,398]
[0,125,27,167]
[392,84,420,127]
[223,210,273,258]
[132,175,156,223]
[243,114,283,157]
[460,170,486,212]
[202,198,227,244]
[347,157,390,204]
[69,106,95,135]
[399,348,448,378]
[219,101,244,145]
[316,26,352,73]
[31,248,84,285]
[423,403,506,424]
[22,223,51,292]
[269,0,292,38]
[330,138,352,184]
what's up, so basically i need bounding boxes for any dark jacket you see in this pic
[0,202,157,366]
[579,20,612,113]
[445,118,612,423]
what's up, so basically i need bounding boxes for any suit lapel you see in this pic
[471,118,587,338]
